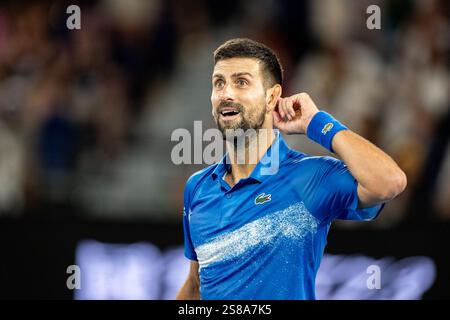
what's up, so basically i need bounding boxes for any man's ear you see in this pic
[266,84,282,112]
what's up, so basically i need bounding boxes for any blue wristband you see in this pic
[306,111,348,152]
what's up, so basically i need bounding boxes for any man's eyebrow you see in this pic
[212,72,253,79]
[231,72,253,78]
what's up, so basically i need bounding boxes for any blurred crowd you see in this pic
[0,0,448,227]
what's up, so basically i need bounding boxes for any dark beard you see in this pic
[216,101,266,139]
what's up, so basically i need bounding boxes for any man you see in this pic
[176,38,407,300]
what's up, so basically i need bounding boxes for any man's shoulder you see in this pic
[184,163,218,195]
[285,152,344,171]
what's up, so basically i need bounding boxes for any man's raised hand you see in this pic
[273,92,319,135]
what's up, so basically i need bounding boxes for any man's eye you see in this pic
[214,80,224,88]
[236,79,248,86]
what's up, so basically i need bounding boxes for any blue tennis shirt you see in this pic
[182,131,384,300]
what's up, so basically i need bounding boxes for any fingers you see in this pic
[276,98,286,121]
[277,97,296,121]
[272,110,287,132]
[286,98,296,119]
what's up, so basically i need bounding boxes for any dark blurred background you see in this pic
[0,0,449,299]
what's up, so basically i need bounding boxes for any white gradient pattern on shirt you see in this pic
[195,202,319,270]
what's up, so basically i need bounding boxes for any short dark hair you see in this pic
[213,38,284,88]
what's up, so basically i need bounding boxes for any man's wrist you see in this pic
[306,111,348,152]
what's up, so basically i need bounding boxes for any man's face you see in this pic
[211,57,268,136]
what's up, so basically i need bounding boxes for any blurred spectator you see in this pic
[0,119,24,214]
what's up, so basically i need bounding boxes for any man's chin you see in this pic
[219,126,258,143]
[218,120,242,133]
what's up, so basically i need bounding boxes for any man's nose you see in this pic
[219,83,234,101]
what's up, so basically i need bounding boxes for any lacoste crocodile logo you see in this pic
[321,122,334,135]
[255,193,272,205]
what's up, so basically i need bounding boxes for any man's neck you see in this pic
[224,129,276,187]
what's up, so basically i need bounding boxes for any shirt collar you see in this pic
[211,130,290,183]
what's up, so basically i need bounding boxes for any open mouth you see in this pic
[219,108,241,120]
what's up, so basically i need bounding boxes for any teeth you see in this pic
[221,111,239,116]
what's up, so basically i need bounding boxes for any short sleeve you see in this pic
[299,156,384,223]
[183,181,198,261]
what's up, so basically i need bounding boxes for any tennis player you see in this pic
[176,38,407,300]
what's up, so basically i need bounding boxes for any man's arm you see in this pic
[274,92,407,208]
[331,130,407,208]
[176,261,200,300]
